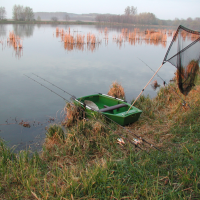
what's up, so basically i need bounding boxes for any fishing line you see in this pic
[32,73,75,98]
[137,57,191,109]
[24,74,146,153]
[30,73,162,152]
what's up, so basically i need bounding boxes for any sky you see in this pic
[1,0,200,20]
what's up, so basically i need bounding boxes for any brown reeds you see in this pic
[56,28,101,52]
[151,80,160,90]
[113,28,169,48]
[62,103,83,127]
[7,31,23,58]
[107,81,125,100]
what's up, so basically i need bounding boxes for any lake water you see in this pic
[0,24,176,151]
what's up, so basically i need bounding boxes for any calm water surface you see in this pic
[0,24,176,151]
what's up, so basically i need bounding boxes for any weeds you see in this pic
[107,81,125,100]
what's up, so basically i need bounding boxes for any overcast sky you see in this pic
[1,0,200,20]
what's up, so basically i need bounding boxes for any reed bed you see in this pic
[56,27,101,52]
[55,27,197,50]
[112,28,170,48]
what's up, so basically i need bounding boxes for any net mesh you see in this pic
[163,25,200,95]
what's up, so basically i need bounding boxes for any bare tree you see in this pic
[130,6,137,15]
[0,7,6,20]
[95,15,103,22]
[37,16,41,21]
[51,16,58,21]
[64,14,70,21]
[124,6,131,16]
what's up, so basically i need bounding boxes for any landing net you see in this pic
[163,25,200,95]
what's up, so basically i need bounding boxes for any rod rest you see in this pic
[99,104,128,112]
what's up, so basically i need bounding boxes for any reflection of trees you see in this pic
[13,24,35,38]
[0,25,6,36]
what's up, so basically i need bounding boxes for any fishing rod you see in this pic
[32,73,76,98]
[137,57,166,85]
[24,74,146,153]
[137,57,191,109]
[30,73,162,152]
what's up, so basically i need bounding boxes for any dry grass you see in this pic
[62,102,83,128]
[128,71,200,150]
[107,81,125,100]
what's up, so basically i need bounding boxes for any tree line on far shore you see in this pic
[95,6,200,29]
[0,5,200,29]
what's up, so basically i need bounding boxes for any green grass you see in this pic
[0,74,200,199]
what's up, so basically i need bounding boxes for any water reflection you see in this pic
[13,24,35,38]
[0,24,7,36]
[0,24,35,59]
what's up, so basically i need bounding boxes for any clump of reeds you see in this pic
[151,80,160,90]
[62,102,83,127]
[7,31,23,58]
[107,81,125,100]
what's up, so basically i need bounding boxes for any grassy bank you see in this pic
[0,73,200,199]
[0,20,176,28]
[0,20,96,25]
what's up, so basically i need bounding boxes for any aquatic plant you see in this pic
[107,81,125,100]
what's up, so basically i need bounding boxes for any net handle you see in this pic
[127,63,164,113]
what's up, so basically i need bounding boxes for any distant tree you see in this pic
[173,18,181,26]
[95,14,104,22]
[64,14,70,21]
[51,16,58,21]
[124,6,137,23]
[130,6,137,15]
[124,6,131,16]
[0,7,6,20]
[37,16,41,21]
[136,12,157,25]
[24,7,34,21]
[12,5,34,21]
